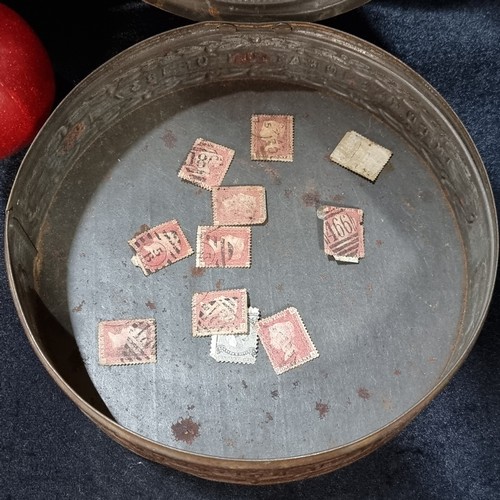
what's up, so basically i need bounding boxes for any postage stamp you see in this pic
[330,130,392,182]
[210,306,260,364]
[178,138,235,190]
[257,307,319,375]
[317,205,365,263]
[192,289,248,336]
[98,318,157,366]
[129,219,193,276]
[212,185,267,226]
[251,114,294,162]
[196,225,251,268]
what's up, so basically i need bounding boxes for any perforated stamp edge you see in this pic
[191,288,249,337]
[250,114,294,162]
[211,185,267,226]
[98,318,157,366]
[178,137,235,191]
[195,225,252,268]
[257,307,319,375]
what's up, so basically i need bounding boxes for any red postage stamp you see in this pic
[98,318,157,366]
[128,219,193,276]
[196,225,251,268]
[330,130,392,182]
[257,307,319,375]
[318,205,365,263]
[251,114,294,162]
[178,138,235,190]
[212,185,267,226]
[192,289,248,336]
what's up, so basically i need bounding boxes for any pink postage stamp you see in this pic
[128,219,193,276]
[257,307,319,375]
[318,205,365,263]
[251,114,294,162]
[212,185,267,226]
[196,225,251,268]
[178,138,235,190]
[98,318,157,366]
[192,289,248,336]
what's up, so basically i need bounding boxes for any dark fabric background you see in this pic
[1,1,498,498]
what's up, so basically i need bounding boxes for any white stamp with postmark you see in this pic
[330,130,392,182]
[210,306,260,364]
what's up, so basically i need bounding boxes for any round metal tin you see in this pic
[5,21,497,484]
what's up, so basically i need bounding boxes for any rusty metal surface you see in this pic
[143,0,371,22]
[5,22,497,483]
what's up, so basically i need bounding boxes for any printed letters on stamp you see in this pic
[210,306,260,364]
[178,138,235,190]
[129,219,193,276]
[192,289,248,336]
[212,186,267,226]
[257,307,319,375]
[330,130,392,182]
[196,225,251,268]
[98,318,157,366]
[318,205,365,263]
[251,114,294,162]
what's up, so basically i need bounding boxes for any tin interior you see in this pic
[6,23,497,468]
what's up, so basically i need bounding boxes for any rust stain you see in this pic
[366,283,373,296]
[215,279,224,290]
[58,121,86,155]
[231,51,269,65]
[302,189,320,207]
[376,239,384,247]
[265,412,273,423]
[71,300,85,313]
[264,165,281,185]
[271,389,279,399]
[133,224,150,239]
[276,283,284,292]
[171,417,200,445]
[331,194,345,203]
[383,398,393,411]
[145,300,156,310]
[208,5,220,18]
[191,266,205,277]
[284,188,293,199]
[357,387,371,400]
[161,129,177,149]
[223,438,235,448]
[315,400,329,419]
[394,369,401,376]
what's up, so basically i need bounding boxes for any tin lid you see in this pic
[143,0,371,22]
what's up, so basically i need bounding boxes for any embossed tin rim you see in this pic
[5,21,498,484]
[143,0,372,22]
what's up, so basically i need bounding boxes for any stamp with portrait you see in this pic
[210,306,260,364]
[192,289,248,337]
[317,205,365,263]
[257,307,319,375]
[196,225,251,268]
[212,185,267,226]
[178,138,235,190]
[128,219,193,276]
[98,318,157,366]
[330,130,392,182]
[251,114,294,162]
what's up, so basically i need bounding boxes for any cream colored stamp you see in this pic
[192,289,248,337]
[257,307,318,375]
[317,205,365,263]
[129,219,193,276]
[251,114,294,162]
[210,306,260,364]
[212,185,267,226]
[196,225,251,268]
[330,130,392,181]
[178,138,235,190]
[98,318,157,366]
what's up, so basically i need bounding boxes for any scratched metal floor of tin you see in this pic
[35,81,465,460]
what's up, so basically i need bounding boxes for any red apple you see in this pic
[0,3,55,159]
